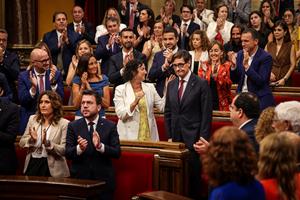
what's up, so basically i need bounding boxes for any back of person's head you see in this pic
[171,49,191,64]
[258,133,298,200]
[255,107,275,143]
[163,26,178,38]
[123,59,144,82]
[275,101,300,133]
[203,126,257,187]
[234,92,260,119]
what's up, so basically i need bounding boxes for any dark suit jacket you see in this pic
[43,29,81,74]
[0,98,19,174]
[241,118,259,152]
[67,21,95,45]
[148,50,176,97]
[226,0,251,25]
[119,2,148,30]
[0,72,12,100]
[0,50,20,102]
[65,117,121,190]
[165,73,212,149]
[107,49,145,87]
[230,48,275,110]
[95,34,122,75]
[177,21,200,50]
[18,69,64,134]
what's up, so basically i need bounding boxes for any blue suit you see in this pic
[230,48,275,110]
[148,50,176,97]
[241,118,259,152]
[177,22,200,50]
[18,69,64,134]
[67,21,95,45]
[95,34,122,75]
[43,29,81,75]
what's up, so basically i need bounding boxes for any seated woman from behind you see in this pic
[114,60,172,141]
[203,126,265,200]
[19,91,70,177]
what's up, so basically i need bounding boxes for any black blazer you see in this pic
[164,73,212,149]
[107,49,145,87]
[241,118,259,152]
[67,21,95,45]
[119,2,148,30]
[66,117,121,189]
[0,98,19,174]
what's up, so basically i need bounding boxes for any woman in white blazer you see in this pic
[206,3,233,44]
[114,60,168,141]
[19,91,70,178]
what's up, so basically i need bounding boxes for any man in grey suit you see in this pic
[165,50,212,199]
[224,0,251,25]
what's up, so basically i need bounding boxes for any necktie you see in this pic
[88,121,95,136]
[129,7,135,29]
[178,79,185,101]
[38,74,44,93]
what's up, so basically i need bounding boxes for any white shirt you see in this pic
[242,47,258,92]
[73,21,83,34]
[178,70,192,98]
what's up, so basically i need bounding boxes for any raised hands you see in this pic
[0,46,3,62]
[193,137,209,155]
[92,131,102,149]
[243,49,250,70]
[29,127,38,142]
[77,136,88,152]
[29,71,38,89]
[49,65,57,83]
[60,28,69,46]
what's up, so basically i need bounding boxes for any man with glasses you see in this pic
[229,92,260,152]
[0,29,20,103]
[165,50,212,199]
[18,48,64,134]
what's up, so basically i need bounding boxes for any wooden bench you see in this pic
[0,175,104,200]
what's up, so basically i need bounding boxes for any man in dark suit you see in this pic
[225,0,251,25]
[18,48,64,134]
[165,50,212,199]
[95,17,122,75]
[119,0,148,30]
[66,90,121,200]
[229,92,260,152]
[67,5,95,45]
[0,81,19,175]
[107,28,145,88]
[177,4,200,50]
[43,11,81,76]
[0,29,20,102]
[230,28,275,110]
[148,27,179,97]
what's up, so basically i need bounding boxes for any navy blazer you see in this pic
[18,69,64,134]
[230,48,275,110]
[107,49,145,87]
[148,50,176,97]
[0,98,19,174]
[66,117,121,190]
[43,29,81,74]
[177,22,200,50]
[95,34,122,75]
[241,118,259,152]
[164,73,212,149]
[0,50,20,102]
[67,21,95,45]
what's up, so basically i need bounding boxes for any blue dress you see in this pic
[72,75,109,117]
[209,179,265,200]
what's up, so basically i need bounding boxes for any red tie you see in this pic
[39,74,44,93]
[178,80,185,100]
[129,9,135,29]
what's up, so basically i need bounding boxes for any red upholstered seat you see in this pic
[112,152,154,200]
[63,86,71,105]
[291,72,300,87]
[274,95,300,105]
[15,145,27,175]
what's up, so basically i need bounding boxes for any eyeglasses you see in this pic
[172,63,185,69]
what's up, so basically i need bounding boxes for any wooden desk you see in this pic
[137,190,192,200]
[0,176,105,200]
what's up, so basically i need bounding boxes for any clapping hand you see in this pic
[29,71,38,89]
[29,127,38,142]
[77,136,88,152]
[193,137,209,155]
[92,131,101,149]
[243,50,250,70]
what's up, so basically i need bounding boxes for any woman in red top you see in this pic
[258,132,300,200]
[198,41,232,111]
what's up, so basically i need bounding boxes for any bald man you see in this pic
[18,48,64,134]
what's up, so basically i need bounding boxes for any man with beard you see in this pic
[95,17,122,75]
[107,28,145,88]
[224,25,243,60]
[66,90,121,200]
[0,29,20,102]
[148,27,179,97]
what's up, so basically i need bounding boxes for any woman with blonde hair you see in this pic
[258,133,300,200]
[255,107,275,143]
